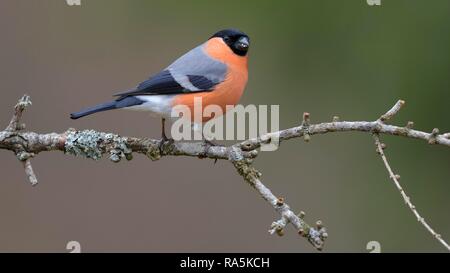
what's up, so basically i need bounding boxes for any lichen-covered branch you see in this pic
[0,95,324,250]
[1,95,449,251]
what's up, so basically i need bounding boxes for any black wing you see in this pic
[114,70,217,99]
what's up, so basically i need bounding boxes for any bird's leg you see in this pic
[159,117,174,151]
[161,117,168,141]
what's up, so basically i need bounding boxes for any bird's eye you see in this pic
[223,36,230,42]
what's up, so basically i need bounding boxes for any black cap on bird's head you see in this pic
[210,29,250,56]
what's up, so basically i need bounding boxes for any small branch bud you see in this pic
[406,121,414,129]
[125,153,133,161]
[298,211,306,219]
[276,197,284,206]
[302,112,310,125]
[240,142,253,151]
[276,228,284,237]
[302,112,311,142]
[428,128,439,144]
[298,228,306,237]
[316,220,323,229]
[303,133,311,142]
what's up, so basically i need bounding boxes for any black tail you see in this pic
[70,96,145,119]
[70,101,117,119]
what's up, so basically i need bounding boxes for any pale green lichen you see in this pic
[65,130,132,162]
[146,148,161,161]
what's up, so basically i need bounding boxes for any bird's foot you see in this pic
[159,134,174,152]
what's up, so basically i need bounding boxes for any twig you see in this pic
[378,99,405,122]
[239,121,450,152]
[5,95,31,132]
[373,134,450,251]
[3,95,38,185]
[371,101,450,251]
[229,147,327,250]
[22,159,38,186]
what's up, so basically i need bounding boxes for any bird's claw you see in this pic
[159,136,174,152]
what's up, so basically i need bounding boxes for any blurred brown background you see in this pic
[0,0,449,252]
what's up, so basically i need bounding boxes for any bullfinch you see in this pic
[70,29,250,140]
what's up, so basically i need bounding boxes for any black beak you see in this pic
[236,36,249,51]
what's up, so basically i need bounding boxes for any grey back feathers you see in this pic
[114,43,227,98]
[167,43,227,91]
